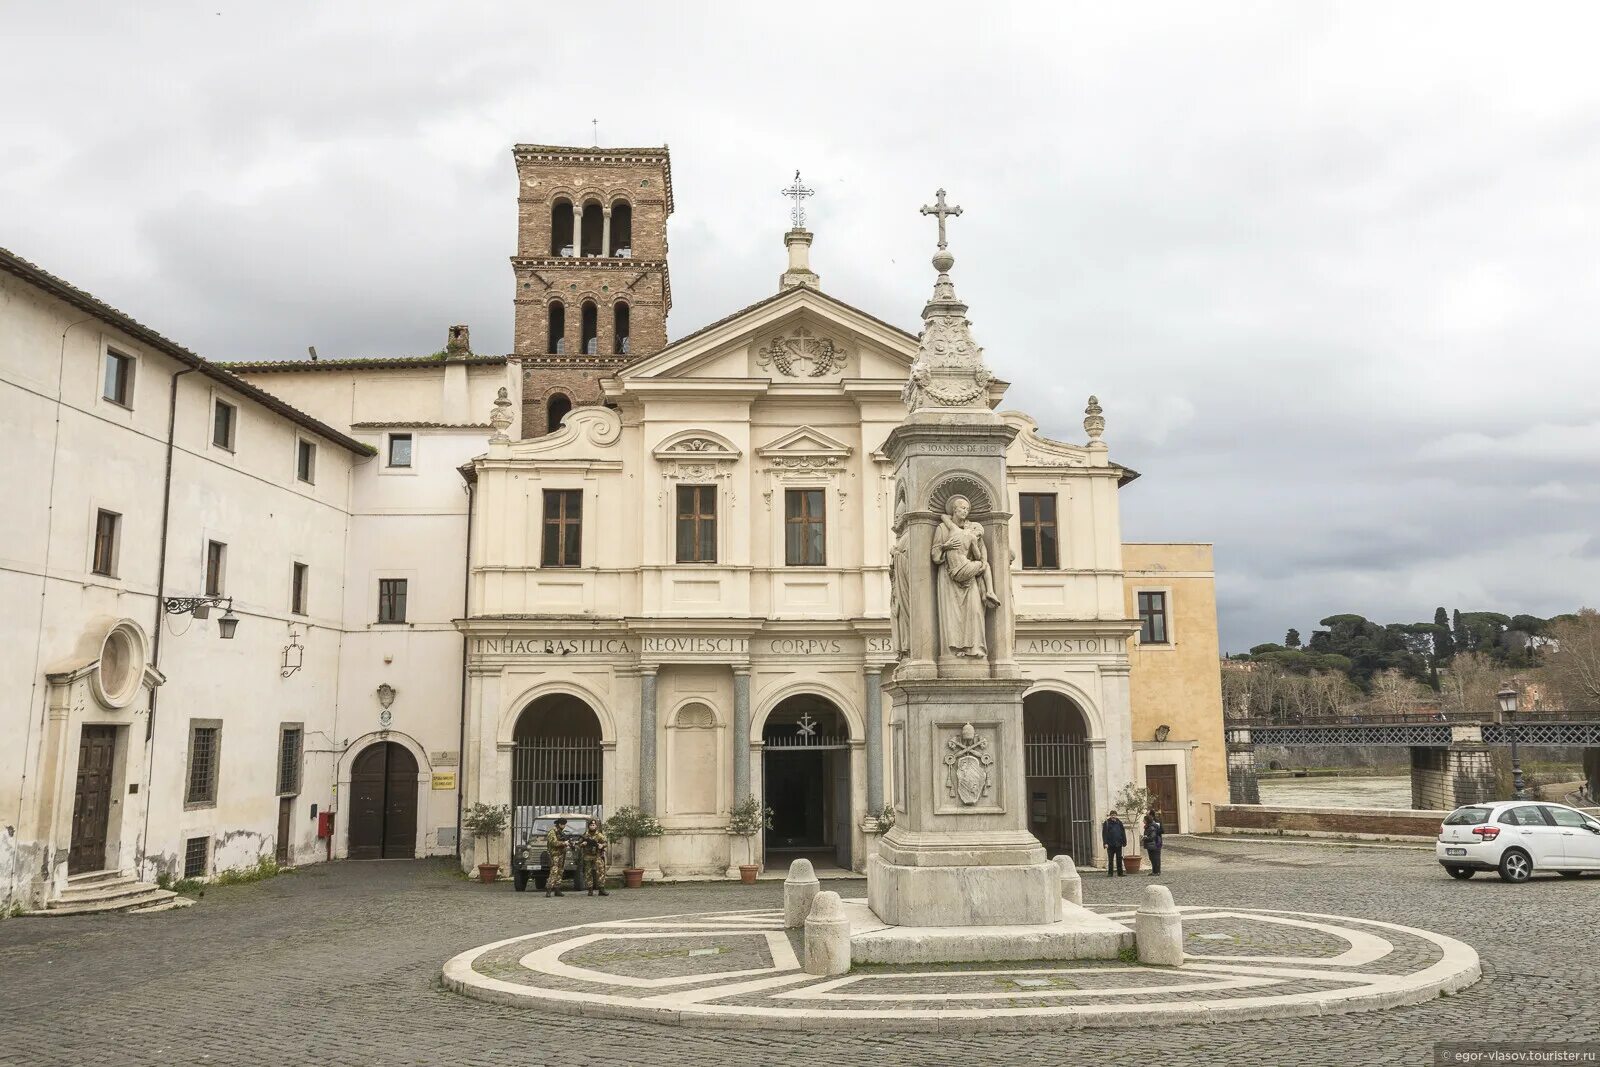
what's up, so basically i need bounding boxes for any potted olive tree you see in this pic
[1114,782,1154,874]
[604,805,664,888]
[462,802,510,883]
[727,794,774,884]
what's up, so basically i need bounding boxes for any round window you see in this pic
[93,621,148,708]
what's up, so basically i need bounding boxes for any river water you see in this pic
[1257,775,1412,808]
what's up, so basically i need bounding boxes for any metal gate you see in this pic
[511,736,603,850]
[1024,732,1094,866]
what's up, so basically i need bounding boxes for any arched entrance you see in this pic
[511,694,604,851]
[762,694,852,871]
[1024,691,1094,865]
[348,742,418,859]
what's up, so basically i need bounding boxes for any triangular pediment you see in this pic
[756,425,853,460]
[617,286,919,385]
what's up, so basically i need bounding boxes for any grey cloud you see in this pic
[3,0,1599,649]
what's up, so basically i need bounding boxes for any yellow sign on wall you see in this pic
[431,771,457,791]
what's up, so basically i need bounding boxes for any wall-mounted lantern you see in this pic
[280,629,304,678]
[163,595,239,639]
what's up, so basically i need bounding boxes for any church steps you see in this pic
[20,876,190,916]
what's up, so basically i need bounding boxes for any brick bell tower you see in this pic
[511,143,673,437]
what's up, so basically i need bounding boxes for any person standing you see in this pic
[1142,812,1165,875]
[579,819,610,897]
[1101,810,1127,877]
[544,818,570,898]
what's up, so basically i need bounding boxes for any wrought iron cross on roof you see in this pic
[782,169,814,227]
[920,188,962,249]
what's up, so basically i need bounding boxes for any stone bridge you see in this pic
[1225,713,1600,810]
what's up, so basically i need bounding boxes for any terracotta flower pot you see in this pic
[739,864,759,884]
[477,863,500,883]
[1124,855,1142,873]
[623,867,644,888]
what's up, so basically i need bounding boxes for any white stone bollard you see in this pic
[1134,884,1184,966]
[784,858,820,929]
[803,891,851,976]
[1053,854,1083,907]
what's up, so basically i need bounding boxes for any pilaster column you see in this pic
[732,668,751,804]
[601,206,612,257]
[864,667,884,813]
[639,669,658,814]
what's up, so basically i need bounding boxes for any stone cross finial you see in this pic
[782,170,815,228]
[920,188,962,250]
[489,386,513,444]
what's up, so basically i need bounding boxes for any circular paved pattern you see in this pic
[442,901,1481,1031]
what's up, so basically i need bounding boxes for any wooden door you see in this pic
[69,725,118,874]
[1145,764,1180,833]
[276,797,293,865]
[349,742,417,860]
[383,745,418,858]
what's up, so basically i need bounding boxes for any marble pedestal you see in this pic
[869,677,1061,928]
[845,898,1132,964]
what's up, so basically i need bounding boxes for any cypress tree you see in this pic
[1433,607,1455,660]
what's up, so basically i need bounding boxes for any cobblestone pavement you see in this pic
[2,837,1596,1066]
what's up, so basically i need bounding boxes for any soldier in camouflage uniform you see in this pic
[543,818,570,897]
[580,819,609,896]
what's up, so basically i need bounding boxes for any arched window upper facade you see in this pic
[580,201,604,257]
[612,302,630,355]
[546,393,573,435]
[580,301,599,355]
[608,199,633,257]
[546,301,565,354]
[549,199,575,256]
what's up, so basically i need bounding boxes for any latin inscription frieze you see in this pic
[1019,637,1125,656]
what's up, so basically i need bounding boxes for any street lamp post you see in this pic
[1497,683,1525,800]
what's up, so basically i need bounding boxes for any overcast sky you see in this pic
[5,2,1598,651]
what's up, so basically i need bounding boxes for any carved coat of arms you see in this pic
[756,327,845,378]
[943,722,993,806]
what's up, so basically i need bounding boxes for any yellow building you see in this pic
[1123,542,1229,835]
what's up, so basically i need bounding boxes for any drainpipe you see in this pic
[456,478,475,862]
[140,365,195,866]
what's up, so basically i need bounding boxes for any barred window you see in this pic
[277,725,303,796]
[183,836,209,879]
[186,722,221,807]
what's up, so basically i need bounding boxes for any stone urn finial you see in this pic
[1084,395,1106,449]
[489,386,513,444]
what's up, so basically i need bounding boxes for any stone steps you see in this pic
[20,872,193,916]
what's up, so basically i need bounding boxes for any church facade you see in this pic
[0,142,1225,909]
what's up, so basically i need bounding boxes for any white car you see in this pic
[1437,800,1600,882]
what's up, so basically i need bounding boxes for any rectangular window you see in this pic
[387,433,413,468]
[296,439,316,484]
[92,509,120,577]
[377,578,408,624]
[291,562,308,615]
[1019,493,1059,570]
[103,350,134,406]
[277,725,303,796]
[185,721,220,807]
[784,489,826,566]
[541,489,583,567]
[675,484,718,563]
[212,398,236,450]
[204,540,227,596]
[1138,591,1169,645]
[183,836,209,879]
